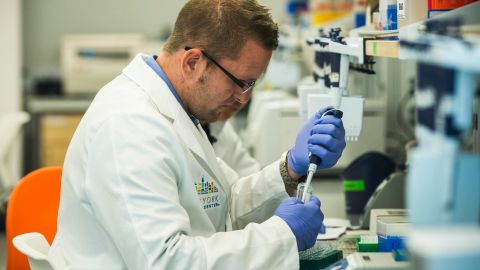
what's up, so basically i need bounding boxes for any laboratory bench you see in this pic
[23,94,94,173]
[299,227,374,269]
[300,179,399,269]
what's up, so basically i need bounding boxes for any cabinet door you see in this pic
[40,114,83,166]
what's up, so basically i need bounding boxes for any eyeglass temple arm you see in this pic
[184,47,246,89]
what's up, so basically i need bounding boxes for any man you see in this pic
[50,1,346,269]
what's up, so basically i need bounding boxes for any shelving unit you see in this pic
[363,2,480,60]
[23,95,93,172]
[365,40,399,58]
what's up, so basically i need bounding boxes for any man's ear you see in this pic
[181,48,205,79]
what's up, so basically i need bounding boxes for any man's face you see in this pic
[216,98,248,122]
[185,40,271,123]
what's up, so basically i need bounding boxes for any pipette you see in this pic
[301,109,343,203]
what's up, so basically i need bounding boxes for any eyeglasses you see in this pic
[185,47,256,93]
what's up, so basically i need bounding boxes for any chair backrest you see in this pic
[12,232,56,270]
[6,167,62,270]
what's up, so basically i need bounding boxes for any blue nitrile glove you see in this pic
[288,107,346,176]
[274,196,324,251]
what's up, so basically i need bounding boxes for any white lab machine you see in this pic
[244,91,302,167]
[62,34,145,95]
[297,79,328,121]
[369,209,408,235]
[245,90,290,140]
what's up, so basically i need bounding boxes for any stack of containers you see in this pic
[379,0,398,31]
[356,209,409,253]
[353,0,367,28]
[356,235,379,252]
[376,215,410,252]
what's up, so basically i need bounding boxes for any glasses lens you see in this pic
[242,81,255,93]
[236,87,253,104]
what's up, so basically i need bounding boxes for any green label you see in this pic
[343,180,365,191]
[372,42,377,55]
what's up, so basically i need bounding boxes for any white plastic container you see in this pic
[397,0,428,28]
[379,0,398,30]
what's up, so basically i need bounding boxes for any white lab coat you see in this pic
[209,121,262,177]
[49,54,298,270]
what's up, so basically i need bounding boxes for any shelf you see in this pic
[26,95,93,114]
[365,40,399,58]
[363,2,479,60]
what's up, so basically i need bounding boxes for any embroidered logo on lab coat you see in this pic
[195,176,221,209]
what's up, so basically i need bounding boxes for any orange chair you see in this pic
[6,167,62,270]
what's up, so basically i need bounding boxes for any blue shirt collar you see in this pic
[145,55,200,126]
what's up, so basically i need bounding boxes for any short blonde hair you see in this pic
[163,0,278,60]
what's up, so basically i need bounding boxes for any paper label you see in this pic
[343,180,365,191]
[398,0,406,19]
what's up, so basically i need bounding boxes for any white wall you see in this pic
[0,0,22,181]
[23,0,287,80]
[1,0,22,113]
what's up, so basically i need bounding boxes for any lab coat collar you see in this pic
[122,53,178,122]
[122,54,227,193]
[144,55,200,126]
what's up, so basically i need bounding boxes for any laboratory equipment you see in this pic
[296,182,312,204]
[369,209,408,236]
[308,28,365,103]
[401,20,480,225]
[301,108,343,203]
[62,34,145,95]
[359,175,407,229]
[341,152,396,215]
[380,0,398,31]
[244,92,302,167]
[376,215,409,252]
[353,0,367,28]
[399,7,480,269]
[300,28,387,171]
[356,235,378,252]
[307,95,363,142]
[299,82,386,170]
[261,23,305,91]
[408,227,480,269]
[306,28,368,141]
[324,252,409,270]
[299,241,343,270]
[288,106,346,175]
[297,81,327,121]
